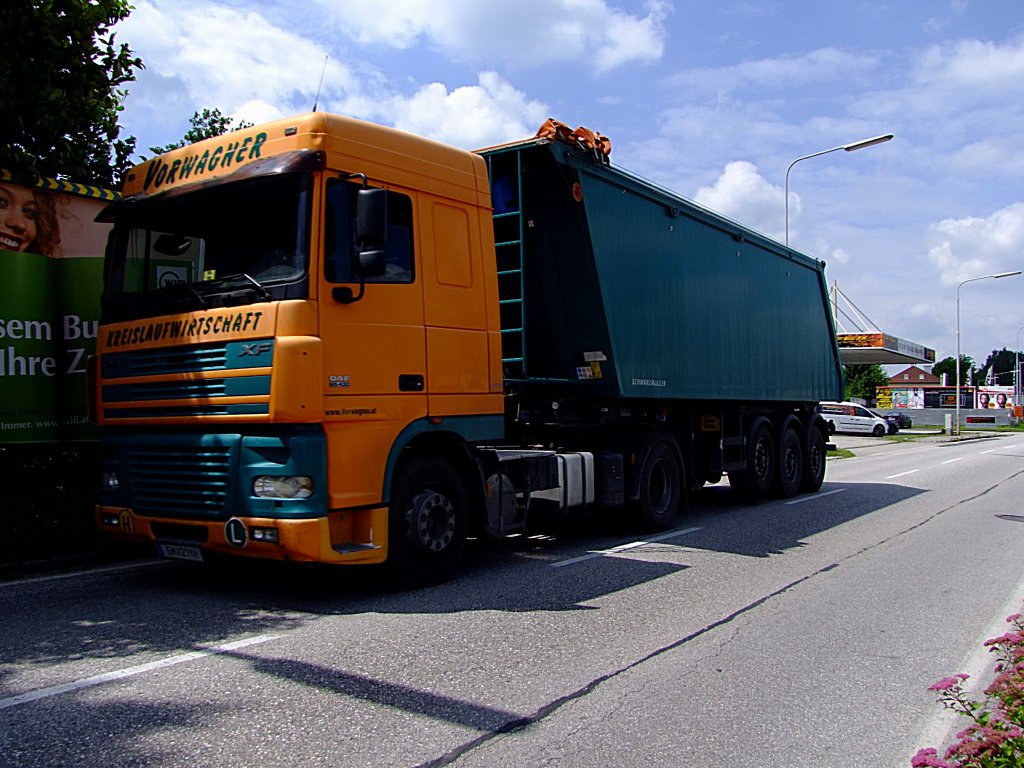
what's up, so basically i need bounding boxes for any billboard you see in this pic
[976,386,1014,410]
[0,173,114,442]
[876,387,926,409]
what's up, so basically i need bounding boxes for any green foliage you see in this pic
[0,0,143,188]
[149,108,254,156]
[977,348,1020,386]
[843,364,889,402]
[934,355,977,386]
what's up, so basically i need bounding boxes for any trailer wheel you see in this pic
[801,427,827,493]
[729,419,775,500]
[386,457,468,588]
[635,440,683,532]
[775,427,803,499]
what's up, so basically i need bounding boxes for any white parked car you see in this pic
[818,401,889,437]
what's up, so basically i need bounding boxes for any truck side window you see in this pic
[324,179,414,283]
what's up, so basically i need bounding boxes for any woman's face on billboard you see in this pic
[0,183,39,252]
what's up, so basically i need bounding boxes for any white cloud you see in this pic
[815,239,850,266]
[915,37,1024,92]
[379,73,550,149]
[694,161,786,240]
[664,47,881,93]
[320,0,670,72]
[927,202,1024,285]
[117,1,360,118]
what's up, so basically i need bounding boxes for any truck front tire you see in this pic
[386,457,468,587]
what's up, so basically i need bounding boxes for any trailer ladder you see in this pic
[486,150,528,379]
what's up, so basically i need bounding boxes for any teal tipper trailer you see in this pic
[480,136,844,406]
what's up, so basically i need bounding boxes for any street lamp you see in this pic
[785,134,894,245]
[955,271,1022,436]
[1016,324,1024,411]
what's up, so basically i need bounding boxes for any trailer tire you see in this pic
[634,440,683,532]
[386,457,468,588]
[775,426,803,498]
[729,419,775,500]
[801,427,827,493]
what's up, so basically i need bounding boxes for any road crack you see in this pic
[422,465,1024,767]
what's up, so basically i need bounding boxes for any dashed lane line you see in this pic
[0,634,282,711]
[886,469,920,480]
[551,527,702,568]
[785,488,847,505]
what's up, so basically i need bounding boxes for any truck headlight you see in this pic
[253,476,313,499]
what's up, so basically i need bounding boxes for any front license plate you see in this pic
[156,543,204,562]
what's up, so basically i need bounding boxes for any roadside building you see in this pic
[875,366,970,410]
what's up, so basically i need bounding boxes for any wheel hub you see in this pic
[408,491,456,552]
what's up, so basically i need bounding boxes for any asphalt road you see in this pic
[2,434,1023,767]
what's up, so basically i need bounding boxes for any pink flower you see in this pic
[984,632,1023,647]
[911,747,952,767]
[929,675,968,691]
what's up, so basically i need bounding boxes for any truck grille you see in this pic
[127,444,233,517]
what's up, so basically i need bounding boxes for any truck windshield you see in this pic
[101,173,310,322]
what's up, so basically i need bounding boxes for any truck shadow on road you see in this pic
[0,480,928,674]
[0,480,934,763]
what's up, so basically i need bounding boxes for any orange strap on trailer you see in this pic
[536,118,612,157]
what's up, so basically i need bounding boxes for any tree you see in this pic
[149,108,254,156]
[843,364,890,403]
[977,348,1018,386]
[933,355,976,386]
[0,0,143,188]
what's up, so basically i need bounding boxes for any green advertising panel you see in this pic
[0,176,112,443]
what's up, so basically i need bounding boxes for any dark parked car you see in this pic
[871,410,901,434]
[886,411,913,428]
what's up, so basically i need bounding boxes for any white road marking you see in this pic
[886,469,920,479]
[784,488,847,505]
[0,560,165,590]
[941,457,965,465]
[0,634,281,711]
[980,448,998,454]
[551,527,702,568]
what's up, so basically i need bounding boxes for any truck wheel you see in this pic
[634,440,683,532]
[386,457,468,588]
[730,420,774,500]
[801,428,827,493]
[775,427,803,499]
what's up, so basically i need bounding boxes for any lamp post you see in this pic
[1016,324,1024,411]
[955,271,1022,436]
[785,134,894,246]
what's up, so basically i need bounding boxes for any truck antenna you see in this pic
[312,55,328,113]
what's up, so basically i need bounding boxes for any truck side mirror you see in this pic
[356,188,387,249]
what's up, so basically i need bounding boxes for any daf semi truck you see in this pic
[93,113,844,585]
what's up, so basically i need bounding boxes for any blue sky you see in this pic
[115,0,1024,370]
